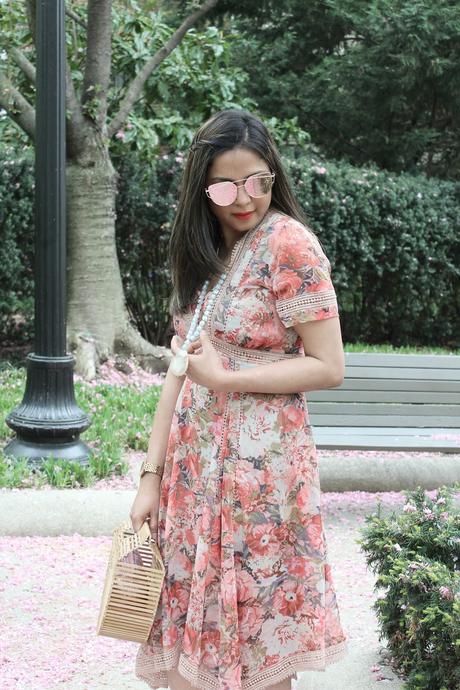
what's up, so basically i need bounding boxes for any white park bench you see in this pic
[308,352,460,452]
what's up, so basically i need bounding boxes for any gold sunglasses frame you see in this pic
[205,172,275,205]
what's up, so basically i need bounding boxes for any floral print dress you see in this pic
[135,209,348,690]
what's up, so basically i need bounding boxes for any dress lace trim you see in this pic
[135,636,349,690]
[180,315,304,365]
[276,291,339,326]
[209,333,302,364]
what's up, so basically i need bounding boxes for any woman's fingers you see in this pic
[131,512,157,541]
[149,515,158,543]
[171,335,202,354]
[130,513,145,534]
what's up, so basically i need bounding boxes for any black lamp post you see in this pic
[4,0,91,466]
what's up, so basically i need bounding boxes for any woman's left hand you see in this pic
[171,330,230,390]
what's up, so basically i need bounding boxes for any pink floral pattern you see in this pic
[135,210,347,690]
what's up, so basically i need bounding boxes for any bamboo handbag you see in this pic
[96,518,165,643]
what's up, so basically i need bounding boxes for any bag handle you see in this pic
[123,518,157,546]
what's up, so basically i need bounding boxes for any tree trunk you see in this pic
[66,133,170,378]
[2,1,222,381]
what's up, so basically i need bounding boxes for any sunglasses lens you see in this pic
[207,173,274,205]
[208,182,236,206]
[245,174,273,197]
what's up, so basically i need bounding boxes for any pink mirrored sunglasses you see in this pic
[205,172,275,206]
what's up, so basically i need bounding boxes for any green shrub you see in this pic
[286,155,460,347]
[114,151,180,346]
[115,149,460,348]
[1,145,459,349]
[0,147,35,345]
[359,486,460,689]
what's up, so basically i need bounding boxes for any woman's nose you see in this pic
[235,183,251,204]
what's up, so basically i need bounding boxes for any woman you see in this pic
[130,109,348,690]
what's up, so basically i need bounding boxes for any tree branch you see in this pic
[82,0,112,128]
[0,71,35,139]
[10,46,36,84]
[107,0,220,138]
[66,6,87,29]
[22,0,87,155]
[24,0,36,46]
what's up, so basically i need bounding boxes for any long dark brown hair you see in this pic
[168,109,307,316]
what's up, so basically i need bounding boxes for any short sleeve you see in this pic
[268,219,339,328]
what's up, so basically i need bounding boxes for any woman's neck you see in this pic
[217,242,233,264]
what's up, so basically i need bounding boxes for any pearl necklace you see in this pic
[168,272,227,377]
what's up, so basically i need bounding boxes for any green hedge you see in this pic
[1,145,459,349]
[0,150,35,346]
[115,152,180,346]
[287,156,460,347]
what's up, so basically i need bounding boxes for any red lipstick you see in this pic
[233,211,254,220]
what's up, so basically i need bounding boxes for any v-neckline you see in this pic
[206,209,273,291]
[207,242,239,290]
[190,208,277,313]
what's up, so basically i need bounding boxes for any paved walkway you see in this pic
[1,451,459,690]
[0,489,419,690]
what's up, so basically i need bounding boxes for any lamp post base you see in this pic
[3,436,91,467]
[4,353,92,467]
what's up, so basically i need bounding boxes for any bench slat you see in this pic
[344,353,460,369]
[308,390,460,404]
[309,353,460,450]
[309,414,460,427]
[329,378,460,393]
[308,402,460,417]
[343,366,460,381]
[313,426,460,437]
[313,427,460,452]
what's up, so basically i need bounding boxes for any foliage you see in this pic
[0,1,312,159]
[0,2,260,160]
[0,146,35,345]
[219,0,460,179]
[358,486,460,689]
[342,343,460,356]
[0,362,162,488]
[4,0,460,172]
[2,145,459,349]
[108,14,257,159]
[0,0,34,145]
[116,147,460,348]
[285,153,460,347]
[114,150,180,345]
[118,149,460,348]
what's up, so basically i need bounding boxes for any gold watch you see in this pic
[140,459,164,479]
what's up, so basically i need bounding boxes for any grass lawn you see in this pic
[343,342,460,355]
[0,358,163,489]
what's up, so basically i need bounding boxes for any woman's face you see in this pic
[205,147,272,244]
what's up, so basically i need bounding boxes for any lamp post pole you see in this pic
[4,0,91,466]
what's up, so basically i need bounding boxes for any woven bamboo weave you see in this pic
[96,518,165,643]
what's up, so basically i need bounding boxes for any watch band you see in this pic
[140,459,164,479]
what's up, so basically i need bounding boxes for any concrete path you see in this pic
[2,451,459,690]
[1,451,459,537]
[0,489,422,690]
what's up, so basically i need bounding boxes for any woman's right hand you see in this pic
[130,476,162,543]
